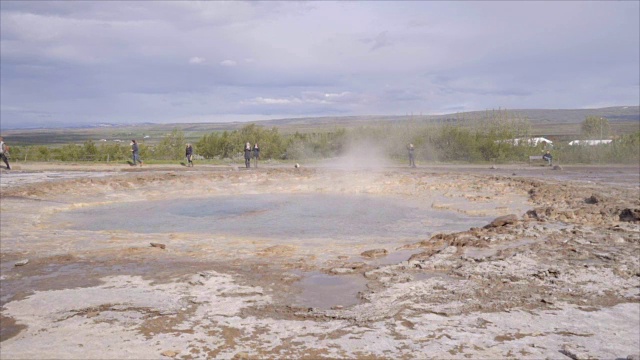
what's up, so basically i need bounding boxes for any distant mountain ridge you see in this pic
[2,106,638,132]
[255,106,640,127]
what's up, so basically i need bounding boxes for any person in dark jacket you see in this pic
[252,143,260,168]
[185,143,194,167]
[131,139,143,166]
[0,136,11,170]
[244,142,252,168]
[542,150,553,166]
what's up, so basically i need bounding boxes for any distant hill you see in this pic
[441,106,640,123]
[255,106,640,127]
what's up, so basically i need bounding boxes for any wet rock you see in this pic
[484,214,518,229]
[330,267,355,275]
[14,259,29,266]
[619,208,640,222]
[594,252,614,261]
[347,262,366,269]
[396,243,421,250]
[559,344,595,359]
[408,248,441,261]
[280,273,302,283]
[540,297,555,305]
[533,268,560,280]
[150,242,166,249]
[361,249,388,258]
[259,245,295,256]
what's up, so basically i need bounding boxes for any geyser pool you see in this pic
[58,193,492,241]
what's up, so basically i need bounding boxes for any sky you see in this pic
[1,1,639,129]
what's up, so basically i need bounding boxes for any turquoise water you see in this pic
[61,194,490,240]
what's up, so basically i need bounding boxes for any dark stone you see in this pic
[484,214,518,228]
[619,208,640,222]
[585,194,602,204]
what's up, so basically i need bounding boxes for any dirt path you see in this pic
[0,163,638,359]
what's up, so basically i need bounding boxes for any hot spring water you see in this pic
[55,193,493,309]
[60,193,491,241]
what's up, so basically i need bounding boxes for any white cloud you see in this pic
[189,56,205,64]
[0,1,638,129]
[249,97,298,105]
[220,59,237,67]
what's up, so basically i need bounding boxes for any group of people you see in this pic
[1,136,554,170]
[244,142,260,168]
[130,140,259,168]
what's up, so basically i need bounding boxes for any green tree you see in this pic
[581,116,610,139]
[155,129,186,160]
[83,140,98,160]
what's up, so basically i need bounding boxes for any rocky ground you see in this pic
[0,162,639,359]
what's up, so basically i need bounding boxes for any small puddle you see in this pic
[292,272,367,309]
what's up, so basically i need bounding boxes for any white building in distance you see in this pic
[497,137,553,147]
[568,140,613,146]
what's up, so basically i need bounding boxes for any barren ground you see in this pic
[0,162,639,359]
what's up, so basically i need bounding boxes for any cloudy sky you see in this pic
[1,1,638,129]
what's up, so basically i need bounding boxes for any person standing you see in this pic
[0,136,11,170]
[408,143,416,168]
[185,143,194,167]
[252,143,260,168]
[244,142,252,168]
[131,139,143,166]
[542,150,553,166]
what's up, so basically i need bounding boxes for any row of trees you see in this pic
[5,115,639,164]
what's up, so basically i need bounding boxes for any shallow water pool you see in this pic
[58,193,492,241]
